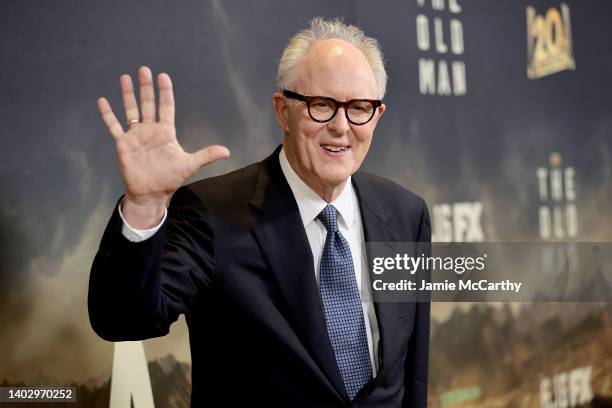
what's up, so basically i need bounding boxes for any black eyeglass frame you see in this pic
[282,89,382,125]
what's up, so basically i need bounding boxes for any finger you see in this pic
[120,74,140,124]
[192,145,231,169]
[97,97,124,139]
[158,73,175,124]
[138,66,156,123]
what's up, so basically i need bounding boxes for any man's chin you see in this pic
[316,170,352,188]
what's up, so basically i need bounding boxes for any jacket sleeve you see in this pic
[87,186,215,341]
[403,199,431,407]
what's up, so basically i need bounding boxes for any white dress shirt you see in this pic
[119,147,380,375]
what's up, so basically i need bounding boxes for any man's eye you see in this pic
[313,102,331,109]
[350,104,370,112]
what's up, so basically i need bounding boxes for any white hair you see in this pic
[276,17,387,99]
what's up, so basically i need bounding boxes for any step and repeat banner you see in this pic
[1,1,611,407]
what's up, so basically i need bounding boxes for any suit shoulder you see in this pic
[355,172,430,241]
[355,172,426,209]
[173,161,260,209]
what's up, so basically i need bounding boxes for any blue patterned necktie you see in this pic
[318,204,372,400]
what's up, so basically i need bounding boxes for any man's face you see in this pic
[274,38,385,195]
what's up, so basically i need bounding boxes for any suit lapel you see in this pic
[352,174,401,379]
[250,147,347,401]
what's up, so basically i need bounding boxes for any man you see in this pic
[89,17,430,407]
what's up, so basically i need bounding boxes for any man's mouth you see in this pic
[320,144,349,153]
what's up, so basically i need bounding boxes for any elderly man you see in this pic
[89,17,430,407]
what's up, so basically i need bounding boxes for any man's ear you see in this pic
[370,103,386,128]
[273,92,290,133]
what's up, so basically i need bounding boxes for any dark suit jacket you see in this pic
[88,146,431,407]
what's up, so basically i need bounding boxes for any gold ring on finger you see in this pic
[127,118,140,126]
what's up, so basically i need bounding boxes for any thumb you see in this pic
[192,145,231,169]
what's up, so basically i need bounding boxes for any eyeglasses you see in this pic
[282,90,382,126]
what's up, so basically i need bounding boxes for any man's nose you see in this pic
[327,107,350,135]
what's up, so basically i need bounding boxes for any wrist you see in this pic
[121,196,168,229]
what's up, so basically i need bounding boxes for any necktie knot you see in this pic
[318,205,339,233]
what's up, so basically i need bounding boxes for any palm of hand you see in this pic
[97,66,230,207]
[116,122,194,201]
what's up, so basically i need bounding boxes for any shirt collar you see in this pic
[279,147,354,229]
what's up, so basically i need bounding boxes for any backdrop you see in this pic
[1,1,611,407]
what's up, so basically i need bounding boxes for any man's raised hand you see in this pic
[97,66,230,228]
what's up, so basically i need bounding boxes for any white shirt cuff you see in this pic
[118,201,167,242]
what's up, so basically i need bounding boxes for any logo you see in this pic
[526,3,576,79]
[431,201,484,242]
[540,366,593,408]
